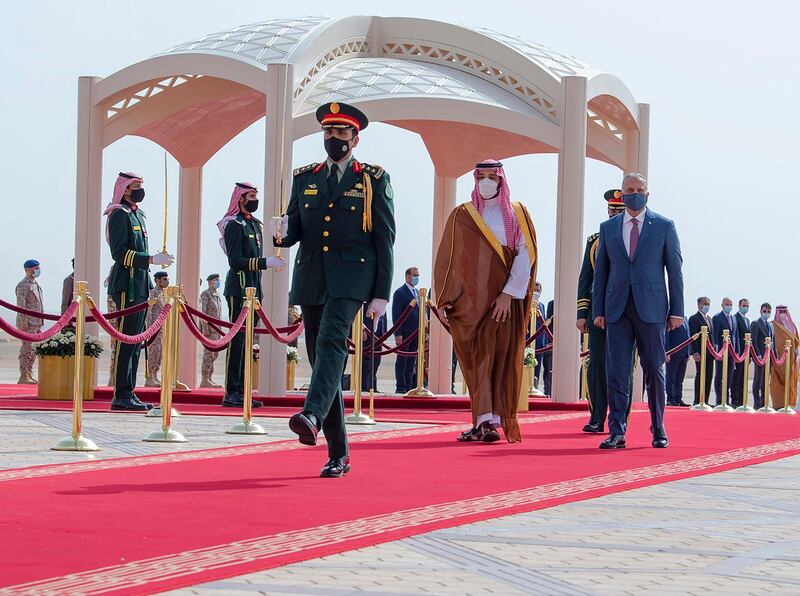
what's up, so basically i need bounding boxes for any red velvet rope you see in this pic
[666,335,696,358]
[254,307,306,344]
[536,344,552,355]
[0,297,149,322]
[749,345,767,367]
[524,324,549,347]
[182,302,303,336]
[365,302,417,344]
[180,305,248,351]
[347,329,420,356]
[0,301,79,342]
[727,342,748,364]
[770,346,790,367]
[429,303,451,333]
[88,302,171,344]
[705,339,725,362]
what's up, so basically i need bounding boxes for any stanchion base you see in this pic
[690,404,713,411]
[776,407,797,415]
[345,411,376,425]
[735,405,757,413]
[143,428,187,442]
[713,404,736,412]
[405,388,435,398]
[756,407,777,414]
[51,434,100,452]
[146,406,181,418]
[226,420,266,434]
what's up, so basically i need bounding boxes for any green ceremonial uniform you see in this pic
[107,205,153,400]
[280,158,396,459]
[223,213,268,398]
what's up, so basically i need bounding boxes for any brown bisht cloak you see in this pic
[770,322,799,409]
[433,201,538,442]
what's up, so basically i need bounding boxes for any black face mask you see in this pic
[130,188,145,203]
[244,199,259,213]
[324,136,351,162]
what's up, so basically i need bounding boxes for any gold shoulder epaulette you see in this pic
[363,163,384,179]
[587,232,599,243]
[293,163,319,177]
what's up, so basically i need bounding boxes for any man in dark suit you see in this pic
[532,282,548,389]
[751,302,774,409]
[665,316,691,406]
[391,267,420,393]
[731,298,751,407]
[711,297,739,407]
[688,297,715,406]
[360,304,388,392]
[543,298,554,396]
[593,173,684,449]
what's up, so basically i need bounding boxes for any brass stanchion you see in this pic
[736,332,756,412]
[173,284,190,392]
[757,336,776,413]
[406,288,434,397]
[346,306,375,424]
[146,298,182,418]
[368,312,376,421]
[580,333,589,402]
[529,300,545,396]
[714,329,735,412]
[691,325,713,411]
[227,288,266,434]
[144,286,187,442]
[52,282,100,451]
[777,339,796,414]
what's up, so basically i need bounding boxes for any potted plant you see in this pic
[519,347,537,411]
[286,346,300,391]
[34,327,103,401]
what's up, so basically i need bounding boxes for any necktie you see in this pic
[629,218,639,258]
[327,165,338,195]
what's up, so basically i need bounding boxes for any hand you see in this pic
[666,354,672,363]
[692,353,701,362]
[576,318,588,333]
[593,316,605,330]
[265,256,287,271]
[395,335,403,345]
[491,293,513,323]
[270,215,288,240]
[150,252,174,267]
[366,298,388,319]
[668,316,683,331]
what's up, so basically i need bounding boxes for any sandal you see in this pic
[478,422,501,443]
[456,427,480,442]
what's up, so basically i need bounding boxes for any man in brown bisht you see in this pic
[434,159,537,443]
[770,305,799,409]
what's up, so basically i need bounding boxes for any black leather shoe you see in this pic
[110,398,149,411]
[582,422,604,433]
[289,412,319,446]
[652,426,669,448]
[130,395,154,410]
[221,394,263,408]
[320,456,351,478]
[600,434,626,449]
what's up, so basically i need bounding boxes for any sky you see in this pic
[1,0,798,319]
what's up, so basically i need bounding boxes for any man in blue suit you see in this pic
[750,302,774,409]
[711,297,739,406]
[592,173,684,449]
[665,316,691,406]
[731,298,751,407]
[392,266,420,393]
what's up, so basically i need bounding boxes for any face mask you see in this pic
[324,136,351,162]
[411,276,419,286]
[478,178,499,199]
[761,312,770,322]
[213,279,220,289]
[701,305,710,314]
[130,188,145,203]
[739,306,749,315]
[33,269,41,278]
[533,291,542,301]
[622,192,647,211]
[244,199,259,213]
[722,306,732,315]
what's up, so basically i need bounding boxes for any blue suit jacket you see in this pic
[592,209,684,324]
[711,311,739,351]
[666,317,691,359]
[391,284,419,339]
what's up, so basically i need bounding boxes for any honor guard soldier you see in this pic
[576,189,626,432]
[104,172,174,411]
[217,182,286,408]
[15,259,44,384]
[273,101,396,478]
[199,273,224,388]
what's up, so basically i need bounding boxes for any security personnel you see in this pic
[15,259,44,384]
[199,273,224,388]
[104,172,174,411]
[145,271,170,386]
[217,182,285,407]
[274,101,396,478]
[576,189,626,432]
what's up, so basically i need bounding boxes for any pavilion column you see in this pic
[176,165,203,387]
[74,76,104,337]
[636,103,650,179]
[259,64,294,396]
[552,76,588,403]
[428,172,456,394]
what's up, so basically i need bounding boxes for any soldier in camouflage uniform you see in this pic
[15,259,43,384]
[145,271,170,387]
[199,273,223,388]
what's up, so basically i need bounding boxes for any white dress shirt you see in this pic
[480,198,530,299]
[622,208,646,256]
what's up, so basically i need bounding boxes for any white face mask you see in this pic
[478,179,498,200]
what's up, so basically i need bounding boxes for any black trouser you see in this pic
[587,322,608,426]
[302,297,362,459]
[395,353,416,393]
[666,356,688,404]
[542,352,553,396]
[714,358,735,406]
[224,295,246,397]
[300,304,324,367]
[752,364,766,409]
[112,292,148,401]
[730,360,745,407]
[693,356,715,405]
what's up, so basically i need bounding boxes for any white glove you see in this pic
[270,215,288,240]
[151,252,174,267]
[265,256,287,271]
[366,298,388,319]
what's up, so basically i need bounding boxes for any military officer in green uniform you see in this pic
[104,172,174,411]
[273,101,396,478]
[576,189,626,432]
[217,182,286,407]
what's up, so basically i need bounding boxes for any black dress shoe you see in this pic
[582,422,604,433]
[221,394,263,408]
[651,426,669,448]
[110,398,150,411]
[130,395,154,410]
[600,434,626,449]
[289,412,319,446]
[320,456,351,478]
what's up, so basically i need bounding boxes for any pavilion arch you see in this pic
[74,15,649,399]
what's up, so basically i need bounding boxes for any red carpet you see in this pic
[1,409,799,595]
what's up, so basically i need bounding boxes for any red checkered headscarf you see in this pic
[217,182,257,253]
[471,160,519,247]
[103,172,142,244]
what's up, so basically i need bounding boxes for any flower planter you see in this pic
[517,366,532,412]
[286,361,296,391]
[37,355,95,401]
